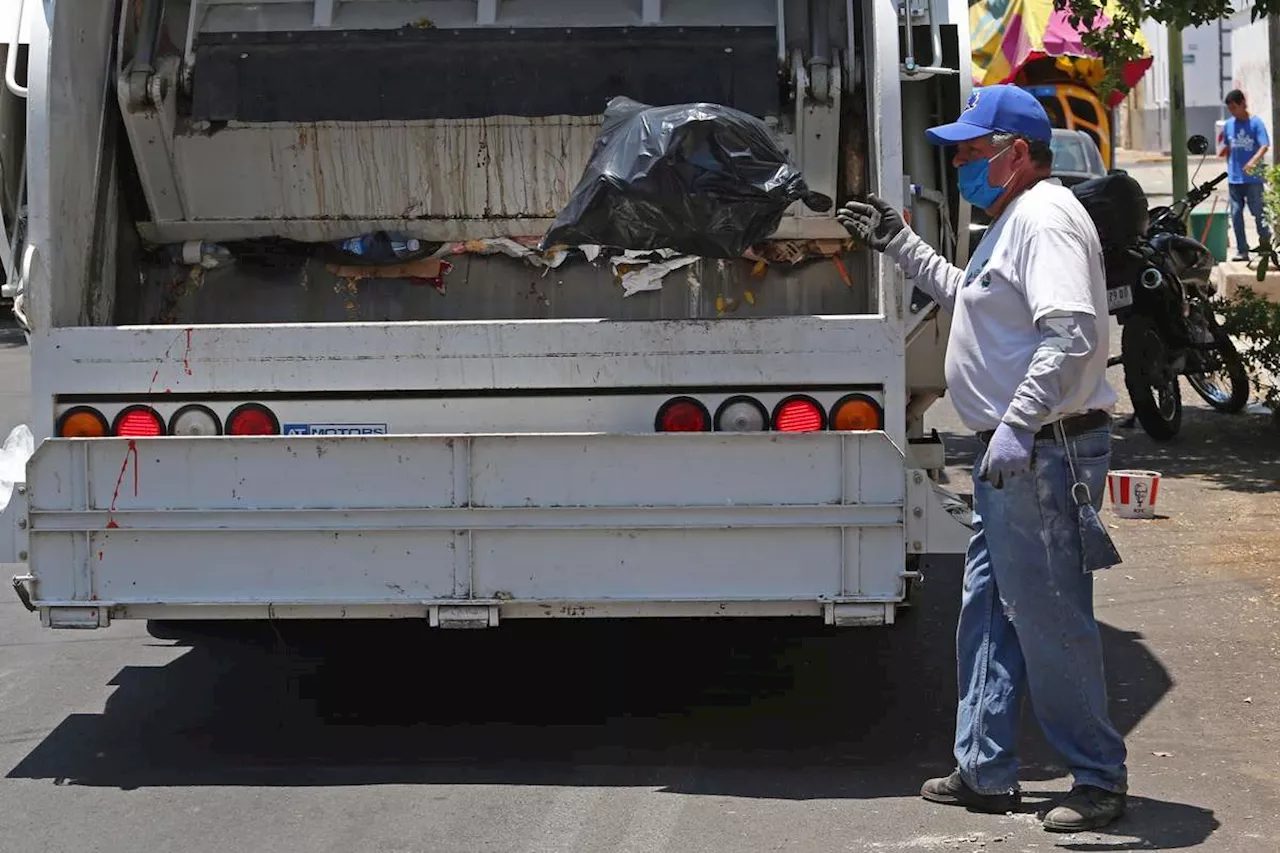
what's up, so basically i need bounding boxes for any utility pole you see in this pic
[1169,24,1188,203]
[1270,15,1280,164]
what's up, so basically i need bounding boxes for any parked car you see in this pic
[1048,128,1110,187]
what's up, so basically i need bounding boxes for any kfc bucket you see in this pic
[1108,470,1162,519]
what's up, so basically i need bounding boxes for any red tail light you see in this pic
[226,404,280,436]
[655,397,711,432]
[112,406,165,437]
[772,395,826,432]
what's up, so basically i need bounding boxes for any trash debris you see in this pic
[166,241,233,269]
[449,237,574,269]
[324,258,453,292]
[1244,697,1253,704]
[0,425,34,513]
[752,238,854,265]
[1152,751,1174,758]
[832,255,853,288]
[541,96,832,258]
[619,255,698,297]
[610,248,682,270]
[332,231,434,266]
[716,295,742,315]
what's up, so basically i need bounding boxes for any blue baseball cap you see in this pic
[925,84,1053,146]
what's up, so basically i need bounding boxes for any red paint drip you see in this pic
[104,328,193,543]
[145,328,195,395]
[107,440,139,524]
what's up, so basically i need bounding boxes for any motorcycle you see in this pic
[1074,134,1250,441]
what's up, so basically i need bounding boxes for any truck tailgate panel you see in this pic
[24,432,911,609]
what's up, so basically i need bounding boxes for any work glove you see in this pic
[978,422,1036,489]
[836,194,907,252]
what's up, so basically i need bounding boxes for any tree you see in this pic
[1060,1,1269,95]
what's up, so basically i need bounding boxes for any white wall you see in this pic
[1137,18,1234,152]
[1142,19,1228,109]
[1230,13,1274,166]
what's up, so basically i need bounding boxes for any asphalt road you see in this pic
[0,298,1278,852]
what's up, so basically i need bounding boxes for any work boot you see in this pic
[1043,785,1127,833]
[920,770,1020,814]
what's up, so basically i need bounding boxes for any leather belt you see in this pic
[977,409,1111,444]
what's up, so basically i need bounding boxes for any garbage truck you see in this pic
[1,0,975,631]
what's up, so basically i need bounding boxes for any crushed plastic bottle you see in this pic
[336,231,423,265]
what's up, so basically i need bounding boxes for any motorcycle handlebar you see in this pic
[1159,172,1230,222]
[1204,172,1228,191]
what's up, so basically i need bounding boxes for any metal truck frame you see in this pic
[2,0,975,631]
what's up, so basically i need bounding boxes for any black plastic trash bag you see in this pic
[540,97,832,258]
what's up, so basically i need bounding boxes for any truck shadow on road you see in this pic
[7,566,1217,848]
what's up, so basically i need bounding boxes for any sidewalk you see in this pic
[1115,146,1171,164]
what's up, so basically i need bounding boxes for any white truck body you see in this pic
[2,0,974,630]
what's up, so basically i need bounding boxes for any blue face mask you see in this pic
[958,145,1013,210]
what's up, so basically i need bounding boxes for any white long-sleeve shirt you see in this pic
[887,180,1117,433]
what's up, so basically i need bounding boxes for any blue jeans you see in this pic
[1229,182,1270,257]
[954,425,1128,795]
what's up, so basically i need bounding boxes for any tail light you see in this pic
[57,407,109,438]
[830,394,884,432]
[169,404,222,436]
[112,405,165,437]
[226,403,280,436]
[714,396,768,432]
[772,395,826,432]
[655,397,710,432]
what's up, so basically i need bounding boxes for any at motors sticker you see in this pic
[283,423,389,435]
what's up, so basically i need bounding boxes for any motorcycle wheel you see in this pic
[1185,313,1250,413]
[1122,315,1183,441]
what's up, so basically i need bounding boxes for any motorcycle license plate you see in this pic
[1107,285,1134,313]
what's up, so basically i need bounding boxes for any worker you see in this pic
[837,84,1128,833]
[1220,89,1272,261]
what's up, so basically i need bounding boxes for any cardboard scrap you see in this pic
[325,257,453,291]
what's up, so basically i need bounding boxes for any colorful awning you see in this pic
[970,0,1154,107]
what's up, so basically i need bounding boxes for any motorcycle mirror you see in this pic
[1188,135,1210,155]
